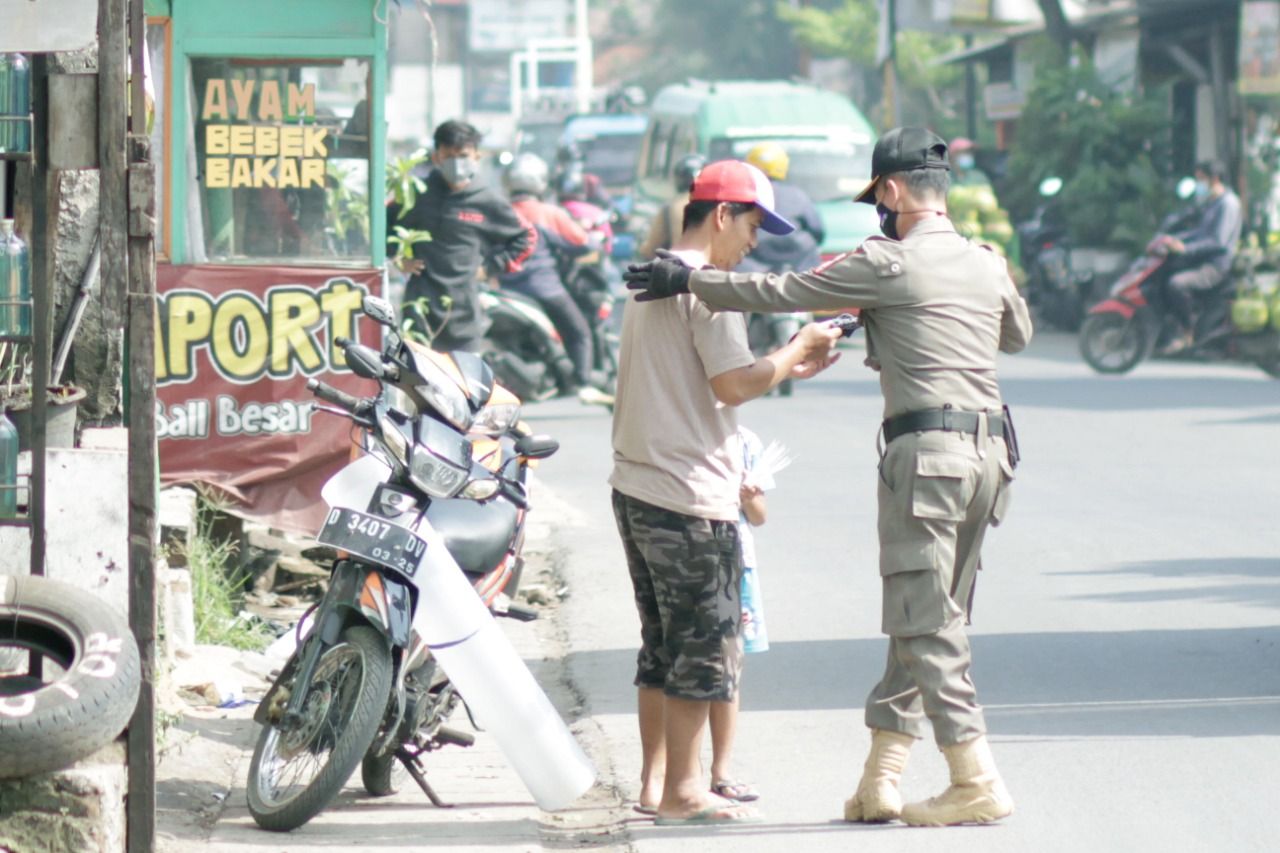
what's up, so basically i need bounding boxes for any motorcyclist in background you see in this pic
[638,153,706,259]
[500,153,609,403]
[1158,160,1243,354]
[738,142,825,274]
[556,141,614,211]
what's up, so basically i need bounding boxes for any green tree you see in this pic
[1003,57,1174,251]
[776,0,966,135]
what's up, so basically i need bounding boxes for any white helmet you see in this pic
[505,152,549,197]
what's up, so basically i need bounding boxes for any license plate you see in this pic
[317,507,428,577]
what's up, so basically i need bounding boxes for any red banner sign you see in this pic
[156,264,383,534]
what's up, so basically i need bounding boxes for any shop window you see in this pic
[186,57,371,264]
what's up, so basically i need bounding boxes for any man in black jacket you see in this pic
[393,120,534,352]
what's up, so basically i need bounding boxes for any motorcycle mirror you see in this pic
[346,344,388,380]
[1176,176,1197,200]
[362,295,397,328]
[1038,177,1063,198]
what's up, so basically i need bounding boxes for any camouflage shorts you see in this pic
[612,489,743,702]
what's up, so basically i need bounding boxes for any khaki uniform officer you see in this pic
[622,127,1033,827]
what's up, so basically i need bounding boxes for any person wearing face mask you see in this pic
[623,128,1032,828]
[947,138,991,188]
[1157,160,1242,355]
[390,120,535,352]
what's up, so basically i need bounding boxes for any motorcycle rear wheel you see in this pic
[1079,313,1151,375]
[247,625,392,831]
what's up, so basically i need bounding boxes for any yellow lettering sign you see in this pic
[206,157,230,188]
[229,125,254,156]
[287,83,316,119]
[206,124,229,155]
[230,157,253,188]
[303,127,328,158]
[277,158,300,188]
[253,158,277,188]
[166,294,214,379]
[279,126,303,159]
[230,78,255,123]
[258,81,283,122]
[201,79,228,121]
[254,125,278,157]
[211,295,270,381]
[301,159,325,190]
[157,280,370,385]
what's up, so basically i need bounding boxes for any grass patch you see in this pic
[183,496,272,651]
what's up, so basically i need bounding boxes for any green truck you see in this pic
[632,79,881,259]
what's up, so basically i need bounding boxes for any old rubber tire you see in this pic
[0,575,141,780]
[246,625,392,831]
[1079,313,1150,375]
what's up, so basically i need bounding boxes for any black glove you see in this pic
[624,249,693,302]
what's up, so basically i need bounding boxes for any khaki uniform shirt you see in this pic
[610,249,755,521]
[688,217,1032,417]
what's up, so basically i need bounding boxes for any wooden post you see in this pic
[29,55,50,578]
[125,132,157,853]
[124,1,157,850]
[98,0,128,425]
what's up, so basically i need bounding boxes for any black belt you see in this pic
[882,407,1006,445]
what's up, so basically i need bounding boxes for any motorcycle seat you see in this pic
[426,497,518,578]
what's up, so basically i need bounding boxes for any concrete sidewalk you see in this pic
[155,490,629,852]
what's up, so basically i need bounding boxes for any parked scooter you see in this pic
[246,295,591,832]
[400,290,577,404]
[1019,177,1127,332]
[1078,187,1280,377]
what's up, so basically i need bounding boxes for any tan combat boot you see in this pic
[900,735,1014,826]
[843,729,915,822]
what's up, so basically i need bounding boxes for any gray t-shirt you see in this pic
[610,248,755,521]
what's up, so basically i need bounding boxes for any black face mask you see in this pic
[876,201,900,240]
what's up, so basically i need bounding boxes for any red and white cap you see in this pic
[689,160,795,235]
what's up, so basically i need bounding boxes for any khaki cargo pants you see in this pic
[865,428,1014,747]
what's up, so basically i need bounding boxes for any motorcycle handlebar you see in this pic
[306,378,361,414]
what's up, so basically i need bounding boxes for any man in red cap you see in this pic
[624,129,1033,828]
[610,159,842,825]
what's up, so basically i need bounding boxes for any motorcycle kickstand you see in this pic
[395,746,453,808]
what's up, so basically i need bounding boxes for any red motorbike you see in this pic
[1078,236,1280,378]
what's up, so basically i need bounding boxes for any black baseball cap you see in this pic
[854,127,950,204]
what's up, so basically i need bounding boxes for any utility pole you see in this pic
[881,0,899,129]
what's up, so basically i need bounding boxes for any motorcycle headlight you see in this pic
[471,402,521,437]
[409,448,470,498]
[409,416,473,498]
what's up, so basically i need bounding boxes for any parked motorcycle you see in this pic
[1078,236,1280,378]
[245,295,577,832]
[1019,177,1127,332]
[400,289,578,404]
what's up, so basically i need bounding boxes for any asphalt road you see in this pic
[531,328,1280,853]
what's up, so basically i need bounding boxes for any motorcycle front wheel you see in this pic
[247,625,393,831]
[1079,312,1151,374]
